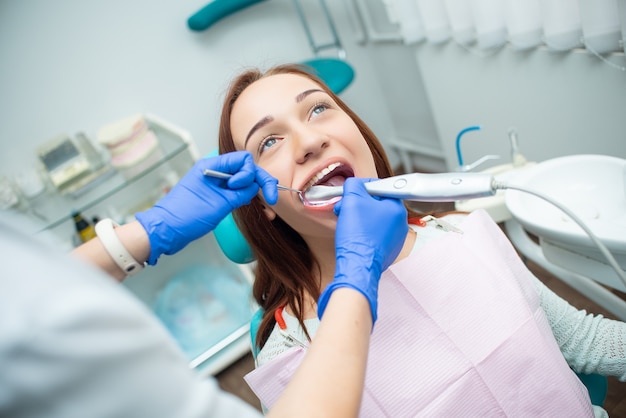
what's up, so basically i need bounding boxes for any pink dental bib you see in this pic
[245,210,593,416]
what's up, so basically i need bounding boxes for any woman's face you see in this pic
[230,73,377,239]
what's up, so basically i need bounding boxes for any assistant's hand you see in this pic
[317,177,408,324]
[135,151,278,265]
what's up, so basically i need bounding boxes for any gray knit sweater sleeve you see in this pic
[534,277,626,381]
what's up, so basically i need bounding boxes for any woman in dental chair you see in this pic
[218,64,626,417]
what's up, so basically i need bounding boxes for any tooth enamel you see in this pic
[305,163,345,189]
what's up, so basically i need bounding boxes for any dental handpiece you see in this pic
[305,172,498,203]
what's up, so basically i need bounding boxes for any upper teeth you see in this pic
[305,162,342,189]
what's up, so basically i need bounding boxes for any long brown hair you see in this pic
[219,64,403,350]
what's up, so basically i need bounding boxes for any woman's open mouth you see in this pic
[301,163,354,208]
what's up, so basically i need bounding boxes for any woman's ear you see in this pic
[262,203,277,221]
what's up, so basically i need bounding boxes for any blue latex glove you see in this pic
[136,151,277,265]
[317,177,408,324]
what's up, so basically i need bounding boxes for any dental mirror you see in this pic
[203,169,325,206]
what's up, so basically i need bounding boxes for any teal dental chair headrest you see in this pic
[214,211,254,264]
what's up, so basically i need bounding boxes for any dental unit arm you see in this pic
[305,172,500,203]
[304,172,626,285]
[201,167,625,287]
[307,173,626,288]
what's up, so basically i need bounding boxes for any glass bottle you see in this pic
[72,210,97,243]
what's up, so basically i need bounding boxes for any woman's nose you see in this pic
[293,126,329,164]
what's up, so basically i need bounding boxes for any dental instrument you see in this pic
[203,169,499,205]
[202,169,304,196]
[307,174,626,288]
[454,125,500,172]
[304,172,498,203]
[203,167,626,288]
[274,305,308,348]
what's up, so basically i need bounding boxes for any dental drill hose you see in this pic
[306,173,626,288]
[503,183,626,289]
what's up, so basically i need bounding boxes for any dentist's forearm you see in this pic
[268,288,372,418]
[71,220,151,282]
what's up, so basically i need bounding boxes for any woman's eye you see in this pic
[311,102,330,118]
[259,136,280,154]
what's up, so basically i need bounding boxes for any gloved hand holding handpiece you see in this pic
[136,151,278,265]
[317,177,408,324]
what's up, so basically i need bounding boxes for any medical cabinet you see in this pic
[31,114,255,376]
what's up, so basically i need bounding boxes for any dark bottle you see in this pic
[72,210,97,243]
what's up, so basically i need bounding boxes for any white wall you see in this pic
[4,0,622,185]
[349,0,626,172]
[0,0,400,178]
[414,42,626,170]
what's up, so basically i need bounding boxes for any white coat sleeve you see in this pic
[0,219,261,418]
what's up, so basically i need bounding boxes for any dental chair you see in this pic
[211,208,609,407]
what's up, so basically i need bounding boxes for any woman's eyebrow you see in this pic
[296,88,323,103]
[245,116,273,148]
